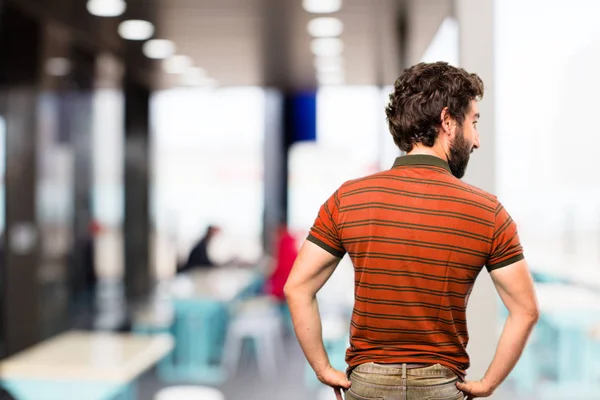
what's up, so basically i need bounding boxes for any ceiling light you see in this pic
[186,67,207,79]
[303,0,342,13]
[314,56,344,72]
[45,58,71,77]
[310,38,343,57]
[118,20,155,41]
[181,67,208,86]
[87,0,126,17]
[163,55,193,74]
[143,39,176,59]
[307,17,343,37]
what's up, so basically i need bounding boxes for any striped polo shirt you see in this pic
[307,154,524,378]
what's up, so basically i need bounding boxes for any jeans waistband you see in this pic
[353,362,456,379]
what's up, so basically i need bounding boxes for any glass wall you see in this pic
[495,0,600,274]
[495,2,600,396]
[151,87,266,278]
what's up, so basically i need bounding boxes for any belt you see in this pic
[375,363,430,369]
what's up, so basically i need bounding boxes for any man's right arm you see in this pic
[457,259,539,397]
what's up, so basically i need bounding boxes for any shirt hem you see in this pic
[306,234,345,258]
[486,253,525,272]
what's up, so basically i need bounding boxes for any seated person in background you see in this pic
[178,225,221,273]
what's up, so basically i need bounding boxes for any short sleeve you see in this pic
[306,190,345,258]
[486,201,524,272]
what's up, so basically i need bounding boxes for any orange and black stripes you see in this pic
[341,202,494,227]
[307,154,524,379]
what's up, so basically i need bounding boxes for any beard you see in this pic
[448,127,472,179]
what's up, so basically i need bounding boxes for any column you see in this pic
[123,75,151,303]
[455,0,499,380]
[69,46,96,318]
[260,0,293,253]
[262,90,284,254]
[0,2,42,356]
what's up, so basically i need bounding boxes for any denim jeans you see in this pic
[345,363,464,400]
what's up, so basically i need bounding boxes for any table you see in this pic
[178,267,257,301]
[0,331,173,400]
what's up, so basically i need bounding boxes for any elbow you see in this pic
[509,304,540,327]
[283,280,313,304]
[523,304,540,326]
[283,281,294,302]
[530,305,541,325]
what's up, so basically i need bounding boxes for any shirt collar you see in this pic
[392,154,452,174]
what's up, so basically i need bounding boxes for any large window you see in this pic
[495,0,600,264]
[151,87,265,275]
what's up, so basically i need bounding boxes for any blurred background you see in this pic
[0,0,599,399]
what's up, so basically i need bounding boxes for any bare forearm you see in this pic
[483,312,538,391]
[286,293,330,375]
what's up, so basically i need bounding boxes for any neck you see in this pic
[407,143,448,161]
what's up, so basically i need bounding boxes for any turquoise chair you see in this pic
[166,298,228,383]
[541,310,600,383]
[156,270,264,384]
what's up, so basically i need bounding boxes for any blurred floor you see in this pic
[138,333,316,400]
[34,278,564,400]
[137,333,541,400]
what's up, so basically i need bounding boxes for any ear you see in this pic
[440,107,457,138]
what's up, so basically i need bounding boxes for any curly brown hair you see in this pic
[385,62,484,152]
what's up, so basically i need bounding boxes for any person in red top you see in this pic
[265,225,298,301]
[284,62,539,400]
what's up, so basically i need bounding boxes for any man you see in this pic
[178,225,221,272]
[284,62,539,400]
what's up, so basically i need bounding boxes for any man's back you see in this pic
[307,154,523,378]
[286,62,538,399]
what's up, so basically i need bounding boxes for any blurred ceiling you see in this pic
[7,0,405,90]
[149,0,404,90]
